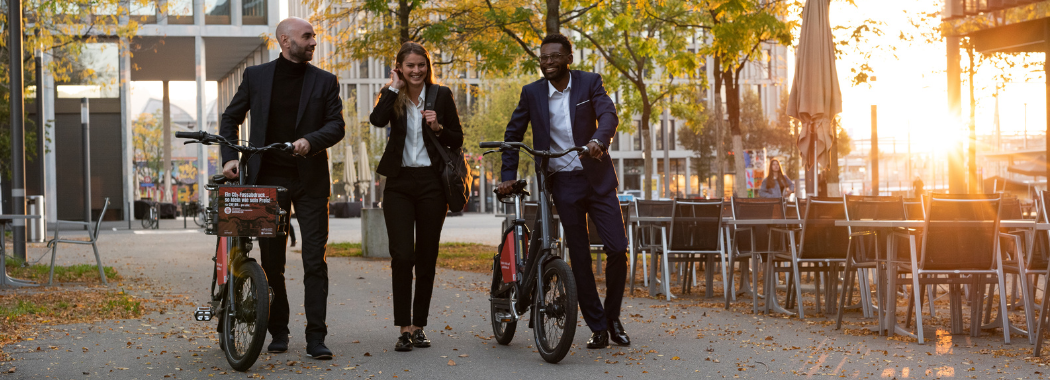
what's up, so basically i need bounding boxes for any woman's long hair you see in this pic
[392,42,436,119]
[763,159,790,191]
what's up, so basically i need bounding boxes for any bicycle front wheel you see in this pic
[532,258,577,364]
[193,208,205,227]
[222,260,269,372]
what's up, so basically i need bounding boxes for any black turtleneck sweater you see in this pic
[263,54,307,176]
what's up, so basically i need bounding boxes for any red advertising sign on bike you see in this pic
[215,186,281,237]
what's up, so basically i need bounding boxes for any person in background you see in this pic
[913,177,925,198]
[758,159,795,199]
[368,41,464,352]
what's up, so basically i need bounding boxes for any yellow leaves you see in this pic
[447,359,456,366]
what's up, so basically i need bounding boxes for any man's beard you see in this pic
[290,40,313,62]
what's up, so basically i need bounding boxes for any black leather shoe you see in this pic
[267,336,289,353]
[586,330,609,349]
[412,329,431,348]
[395,332,414,352]
[306,341,333,360]
[609,320,631,346]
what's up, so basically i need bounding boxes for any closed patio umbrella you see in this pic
[344,141,357,200]
[787,0,841,197]
[358,140,373,202]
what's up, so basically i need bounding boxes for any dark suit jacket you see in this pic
[500,70,620,194]
[369,84,464,178]
[219,59,346,198]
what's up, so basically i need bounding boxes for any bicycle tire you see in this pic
[193,207,205,227]
[489,255,517,345]
[533,258,577,364]
[222,260,269,372]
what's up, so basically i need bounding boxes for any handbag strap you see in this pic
[422,84,454,163]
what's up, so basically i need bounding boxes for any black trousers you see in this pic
[257,174,330,342]
[550,170,628,332]
[383,167,448,327]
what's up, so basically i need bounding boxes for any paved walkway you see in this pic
[3,213,1045,379]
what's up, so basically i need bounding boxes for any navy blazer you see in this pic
[218,59,346,197]
[500,70,620,195]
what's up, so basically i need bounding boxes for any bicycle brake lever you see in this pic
[482,149,500,155]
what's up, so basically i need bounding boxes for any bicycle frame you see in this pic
[493,155,561,320]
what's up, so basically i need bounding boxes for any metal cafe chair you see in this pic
[47,198,111,286]
[655,200,726,301]
[631,200,674,295]
[835,195,907,330]
[770,197,850,320]
[894,194,1012,344]
[904,198,925,220]
[996,191,1050,345]
[727,197,788,313]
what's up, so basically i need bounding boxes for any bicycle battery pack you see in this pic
[212,185,287,237]
[498,225,529,283]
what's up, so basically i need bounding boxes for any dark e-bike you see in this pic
[481,141,581,364]
[176,131,291,372]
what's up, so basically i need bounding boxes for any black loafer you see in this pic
[412,329,431,348]
[395,332,414,352]
[609,320,631,346]
[306,341,333,360]
[586,330,609,349]
[267,336,289,353]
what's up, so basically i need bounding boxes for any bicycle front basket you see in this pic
[213,185,286,237]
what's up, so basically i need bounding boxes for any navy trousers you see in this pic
[550,170,628,332]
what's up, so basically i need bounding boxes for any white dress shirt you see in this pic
[390,86,432,167]
[547,74,582,172]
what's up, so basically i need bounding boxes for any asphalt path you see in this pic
[4,214,1047,379]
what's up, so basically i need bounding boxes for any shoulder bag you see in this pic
[423,84,472,212]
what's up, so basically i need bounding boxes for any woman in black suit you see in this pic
[368,41,463,352]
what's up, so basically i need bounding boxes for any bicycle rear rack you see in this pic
[194,307,214,321]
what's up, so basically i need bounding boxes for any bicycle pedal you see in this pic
[494,311,515,323]
[194,307,214,321]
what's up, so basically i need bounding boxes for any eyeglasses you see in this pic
[538,53,568,63]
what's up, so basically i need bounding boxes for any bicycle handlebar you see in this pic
[478,141,587,158]
[176,131,295,155]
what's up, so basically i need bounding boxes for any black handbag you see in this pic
[423,84,472,212]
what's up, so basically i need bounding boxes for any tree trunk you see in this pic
[398,0,410,44]
[724,70,746,198]
[713,59,725,199]
[641,106,653,200]
[546,0,560,35]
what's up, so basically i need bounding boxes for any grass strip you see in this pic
[4,256,117,284]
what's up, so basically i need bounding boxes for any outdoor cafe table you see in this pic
[833,219,1050,338]
[0,214,42,288]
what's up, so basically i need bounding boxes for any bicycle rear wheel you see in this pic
[222,260,269,372]
[533,258,577,364]
[489,255,517,345]
[193,207,205,227]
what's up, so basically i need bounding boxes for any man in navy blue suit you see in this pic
[496,34,630,349]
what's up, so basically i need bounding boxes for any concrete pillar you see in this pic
[946,36,965,194]
[1045,21,1050,186]
[120,38,135,221]
[42,50,57,222]
[162,81,172,204]
[195,35,208,207]
[685,156,692,196]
